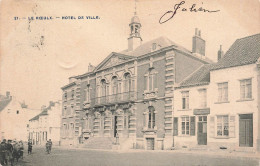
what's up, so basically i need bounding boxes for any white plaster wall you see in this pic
[208,64,259,150]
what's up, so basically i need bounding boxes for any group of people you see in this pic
[0,138,53,165]
[0,139,24,166]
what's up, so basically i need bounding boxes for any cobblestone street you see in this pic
[11,146,260,166]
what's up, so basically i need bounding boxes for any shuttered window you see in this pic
[173,117,178,136]
[190,116,195,136]
[209,116,215,137]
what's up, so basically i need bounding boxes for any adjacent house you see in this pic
[208,34,260,152]
[29,101,62,145]
[174,34,260,152]
[0,92,41,141]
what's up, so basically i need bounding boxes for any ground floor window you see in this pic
[180,116,195,136]
[217,115,229,136]
[181,116,190,135]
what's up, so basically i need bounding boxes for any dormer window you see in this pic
[152,43,157,51]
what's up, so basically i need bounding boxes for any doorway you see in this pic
[239,114,253,147]
[146,138,155,150]
[114,116,118,137]
[198,116,207,145]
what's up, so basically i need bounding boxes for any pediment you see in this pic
[94,53,134,71]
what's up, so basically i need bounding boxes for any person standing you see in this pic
[48,139,52,153]
[6,140,14,166]
[0,139,7,165]
[28,140,32,155]
[18,141,24,159]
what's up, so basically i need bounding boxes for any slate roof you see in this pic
[0,98,12,112]
[212,33,260,70]
[29,106,50,121]
[177,64,214,88]
[120,36,191,57]
[70,36,213,80]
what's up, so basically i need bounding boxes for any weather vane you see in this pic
[134,0,137,15]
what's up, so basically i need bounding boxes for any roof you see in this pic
[120,36,190,57]
[69,36,213,80]
[131,15,140,24]
[29,105,51,121]
[177,64,214,88]
[61,81,76,90]
[120,36,213,63]
[212,33,260,70]
[0,98,12,112]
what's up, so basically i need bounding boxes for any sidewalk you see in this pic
[53,145,260,160]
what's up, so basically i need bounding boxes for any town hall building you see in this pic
[60,12,211,150]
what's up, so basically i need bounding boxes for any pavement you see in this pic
[9,145,260,166]
[54,145,260,160]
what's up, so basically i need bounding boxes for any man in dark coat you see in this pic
[28,140,32,155]
[0,139,8,165]
[6,140,14,166]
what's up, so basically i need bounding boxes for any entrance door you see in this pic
[146,138,154,150]
[114,116,118,137]
[198,116,207,145]
[239,114,253,147]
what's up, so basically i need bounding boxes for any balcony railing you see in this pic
[92,91,137,106]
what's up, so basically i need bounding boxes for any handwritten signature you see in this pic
[159,1,220,24]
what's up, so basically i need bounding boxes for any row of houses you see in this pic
[0,91,62,145]
[60,12,260,152]
[0,92,41,141]
[28,101,62,145]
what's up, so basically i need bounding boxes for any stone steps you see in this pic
[83,137,113,149]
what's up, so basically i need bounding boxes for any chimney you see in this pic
[218,45,224,61]
[49,101,55,107]
[192,28,205,56]
[6,91,10,97]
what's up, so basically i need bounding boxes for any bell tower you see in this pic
[128,1,142,52]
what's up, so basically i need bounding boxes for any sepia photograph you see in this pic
[0,0,259,165]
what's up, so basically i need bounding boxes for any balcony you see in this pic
[92,91,137,106]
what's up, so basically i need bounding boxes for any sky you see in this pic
[0,0,259,109]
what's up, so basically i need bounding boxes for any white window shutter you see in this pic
[229,115,235,138]
[209,116,215,138]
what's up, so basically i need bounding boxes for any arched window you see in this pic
[101,79,107,97]
[148,106,155,129]
[124,73,134,92]
[112,76,118,95]
[144,69,158,91]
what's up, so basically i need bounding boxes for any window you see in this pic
[16,110,19,114]
[124,73,132,92]
[182,91,189,109]
[112,76,118,95]
[199,89,207,108]
[218,82,228,102]
[181,116,195,136]
[148,106,155,129]
[144,69,158,91]
[181,116,190,135]
[71,89,74,99]
[152,43,157,50]
[240,79,252,100]
[217,115,229,136]
[101,79,107,96]
[64,92,67,101]
[85,85,90,102]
